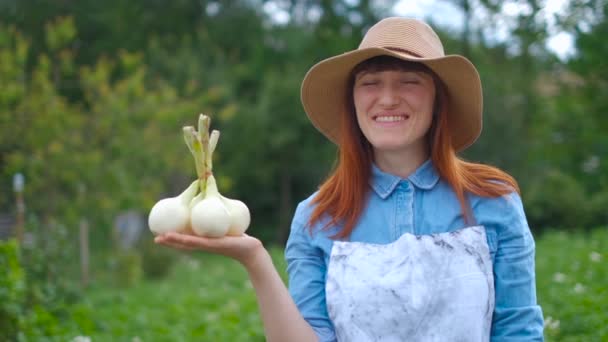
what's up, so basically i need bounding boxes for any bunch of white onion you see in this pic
[148,114,250,237]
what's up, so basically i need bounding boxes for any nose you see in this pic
[378,85,400,107]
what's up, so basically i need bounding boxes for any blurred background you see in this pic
[0,0,606,340]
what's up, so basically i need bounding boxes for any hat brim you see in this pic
[300,47,482,151]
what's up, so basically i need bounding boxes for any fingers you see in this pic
[154,232,216,251]
[156,240,197,251]
[154,237,196,250]
[153,232,255,257]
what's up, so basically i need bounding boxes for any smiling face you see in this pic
[352,58,436,164]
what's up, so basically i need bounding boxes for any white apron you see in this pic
[326,226,494,342]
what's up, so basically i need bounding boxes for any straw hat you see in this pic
[300,17,482,151]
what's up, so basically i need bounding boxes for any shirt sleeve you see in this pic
[284,204,336,342]
[478,192,545,341]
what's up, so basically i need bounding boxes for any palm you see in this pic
[154,232,263,266]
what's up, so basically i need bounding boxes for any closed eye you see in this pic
[400,79,420,84]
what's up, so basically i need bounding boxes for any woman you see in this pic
[155,17,544,341]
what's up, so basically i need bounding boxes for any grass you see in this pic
[68,248,288,341]
[64,229,606,341]
[535,228,607,341]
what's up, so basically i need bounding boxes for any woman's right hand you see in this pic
[154,232,265,270]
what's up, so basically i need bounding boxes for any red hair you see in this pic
[308,57,519,238]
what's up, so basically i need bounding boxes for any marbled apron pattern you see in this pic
[326,226,494,342]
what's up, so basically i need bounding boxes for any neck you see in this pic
[373,142,429,178]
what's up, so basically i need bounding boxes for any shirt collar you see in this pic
[370,159,440,199]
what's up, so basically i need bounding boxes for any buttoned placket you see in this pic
[394,180,415,239]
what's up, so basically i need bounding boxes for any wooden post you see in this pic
[13,173,25,243]
[79,218,89,288]
[15,192,24,242]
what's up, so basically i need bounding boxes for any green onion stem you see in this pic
[199,114,212,177]
[183,126,204,179]
[208,130,220,171]
[184,114,221,196]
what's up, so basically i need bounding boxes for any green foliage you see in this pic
[45,16,77,51]
[58,232,607,341]
[0,233,80,341]
[21,217,81,303]
[110,250,143,288]
[0,18,84,220]
[17,304,72,342]
[16,217,82,340]
[524,170,589,231]
[558,1,608,191]
[2,0,605,245]
[536,228,608,341]
[140,234,178,280]
[67,249,287,341]
[0,239,25,340]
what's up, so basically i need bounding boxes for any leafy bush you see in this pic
[0,239,25,340]
[0,234,80,341]
[8,216,83,340]
[110,250,143,288]
[525,170,589,231]
[140,234,178,280]
[588,191,608,226]
[20,217,82,308]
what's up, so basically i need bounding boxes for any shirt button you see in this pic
[398,181,411,191]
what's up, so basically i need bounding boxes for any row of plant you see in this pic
[1,227,605,340]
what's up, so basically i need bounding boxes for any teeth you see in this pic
[375,115,406,122]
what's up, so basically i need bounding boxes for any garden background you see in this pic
[0,0,606,340]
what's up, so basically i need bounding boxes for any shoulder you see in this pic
[291,191,338,238]
[291,191,328,231]
[292,191,319,226]
[471,191,535,243]
[470,190,524,215]
[429,175,523,216]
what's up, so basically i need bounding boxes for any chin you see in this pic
[371,140,408,152]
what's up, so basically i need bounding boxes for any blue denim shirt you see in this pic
[285,160,544,341]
